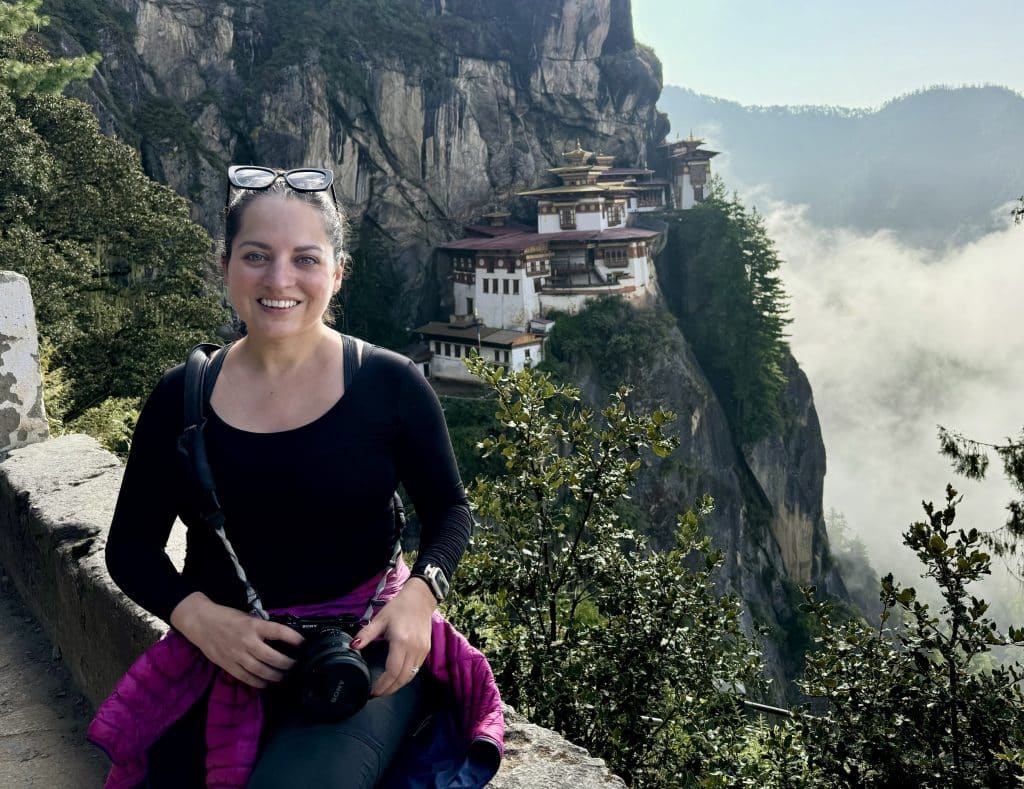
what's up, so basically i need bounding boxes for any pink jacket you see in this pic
[87,562,504,788]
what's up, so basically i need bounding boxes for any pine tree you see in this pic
[0,2,226,419]
[659,179,791,445]
[0,0,99,96]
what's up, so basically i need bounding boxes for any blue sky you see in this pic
[631,0,1024,108]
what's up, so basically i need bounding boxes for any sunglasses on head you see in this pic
[225,166,338,210]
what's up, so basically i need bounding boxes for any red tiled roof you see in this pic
[438,225,660,252]
[463,222,536,237]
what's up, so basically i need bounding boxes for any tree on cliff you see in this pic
[0,1,226,430]
[658,179,791,446]
[798,486,1024,786]
[448,357,811,788]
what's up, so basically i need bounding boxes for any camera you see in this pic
[267,613,371,722]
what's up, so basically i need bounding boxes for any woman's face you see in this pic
[223,194,343,342]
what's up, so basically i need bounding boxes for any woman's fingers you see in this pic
[372,638,426,697]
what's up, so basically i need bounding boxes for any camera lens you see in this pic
[297,631,371,722]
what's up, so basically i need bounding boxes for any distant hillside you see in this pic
[659,85,1024,246]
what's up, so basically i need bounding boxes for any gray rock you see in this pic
[490,706,627,788]
[0,272,49,455]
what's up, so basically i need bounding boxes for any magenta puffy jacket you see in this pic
[88,561,504,788]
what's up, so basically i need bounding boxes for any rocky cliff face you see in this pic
[568,314,843,692]
[46,0,840,695]
[52,0,666,332]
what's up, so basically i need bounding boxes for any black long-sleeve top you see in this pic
[105,344,472,625]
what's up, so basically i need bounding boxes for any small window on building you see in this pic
[466,297,474,314]
[513,279,520,295]
[444,343,451,356]
[455,345,461,358]
[524,349,531,358]
[503,350,510,363]
[502,279,509,295]
[434,341,441,354]
[482,279,489,294]
[493,349,501,361]
[559,207,576,230]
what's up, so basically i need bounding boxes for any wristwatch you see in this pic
[411,563,450,604]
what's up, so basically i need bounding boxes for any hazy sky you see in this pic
[632,0,1024,108]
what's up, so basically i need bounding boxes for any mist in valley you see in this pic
[764,199,1024,617]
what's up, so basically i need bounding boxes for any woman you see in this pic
[88,167,502,788]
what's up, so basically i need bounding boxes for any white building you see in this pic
[417,140,713,383]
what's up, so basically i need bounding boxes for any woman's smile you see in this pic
[223,194,342,340]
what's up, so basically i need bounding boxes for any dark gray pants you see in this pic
[145,643,424,789]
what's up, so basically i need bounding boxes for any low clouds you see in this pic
[762,201,1023,581]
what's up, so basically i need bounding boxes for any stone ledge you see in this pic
[0,434,625,786]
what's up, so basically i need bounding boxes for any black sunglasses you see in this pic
[225,166,338,210]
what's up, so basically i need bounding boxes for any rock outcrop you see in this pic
[0,272,48,454]
[566,311,841,691]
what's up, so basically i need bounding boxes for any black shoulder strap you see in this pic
[340,335,405,535]
[178,343,224,528]
[342,333,359,392]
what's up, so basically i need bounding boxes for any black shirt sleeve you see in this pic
[394,358,473,584]
[105,368,200,625]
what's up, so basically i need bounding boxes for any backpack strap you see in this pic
[178,343,225,531]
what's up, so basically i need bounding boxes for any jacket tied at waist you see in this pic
[87,559,504,788]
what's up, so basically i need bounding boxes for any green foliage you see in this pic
[939,426,1024,574]
[66,396,140,458]
[335,223,409,349]
[798,486,1024,787]
[439,394,504,487]
[826,508,883,619]
[0,8,227,418]
[657,180,791,445]
[0,1,99,96]
[448,357,795,787]
[543,296,676,390]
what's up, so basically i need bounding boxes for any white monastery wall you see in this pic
[574,209,603,231]
[537,214,561,234]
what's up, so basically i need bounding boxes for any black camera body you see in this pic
[268,613,371,722]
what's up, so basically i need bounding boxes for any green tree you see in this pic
[0,2,226,419]
[656,179,791,445]
[449,357,802,787]
[938,427,1024,576]
[0,0,99,96]
[798,486,1024,787]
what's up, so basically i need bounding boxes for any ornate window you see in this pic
[559,207,576,230]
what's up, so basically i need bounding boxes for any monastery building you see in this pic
[415,137,718,383]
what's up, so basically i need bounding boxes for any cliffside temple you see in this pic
[416,140,706,381]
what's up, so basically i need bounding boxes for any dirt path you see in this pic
[0,575,109,788]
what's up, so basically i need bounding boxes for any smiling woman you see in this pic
[88,168,503,788]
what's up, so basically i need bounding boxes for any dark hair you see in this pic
[221,179,348,325]
[222,179,348,268]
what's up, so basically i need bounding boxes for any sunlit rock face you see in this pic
[60,0,665,330]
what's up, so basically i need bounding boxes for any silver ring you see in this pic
[409,666,420,675]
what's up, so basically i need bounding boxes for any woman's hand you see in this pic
[170,592,304,689]
[351,578,436,697]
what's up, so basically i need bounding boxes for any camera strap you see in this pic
[177,335,404,623]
